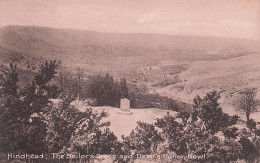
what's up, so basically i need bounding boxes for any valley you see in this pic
[0,25,260,122]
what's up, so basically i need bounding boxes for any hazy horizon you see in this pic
[0,0,260,40]
[2,24,260,42]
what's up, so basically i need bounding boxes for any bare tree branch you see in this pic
[235,88,260,123]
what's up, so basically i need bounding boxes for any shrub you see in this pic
[223,127,239,139]
[193,91,238,133]
[87,74,128,107]
[129,91,180,111]
[68,108,117,157]
[0,61,120,162]
[238,136,258,162]
[0,60,61,154]
[120,91,259,162]
[122,122,163,155]
[247,118,257,131]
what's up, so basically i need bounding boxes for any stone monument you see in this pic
[117,98,132,114]
[120,98,130,111]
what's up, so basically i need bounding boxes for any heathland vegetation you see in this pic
[0,61,260,163]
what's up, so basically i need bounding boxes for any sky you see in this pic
[0,0,260,40]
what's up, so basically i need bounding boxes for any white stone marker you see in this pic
[120,98,130,112]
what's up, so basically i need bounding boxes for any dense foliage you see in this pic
[0,61,118,162]
[0,61,60,154]
[128,84,186,111]
[87,74,123,107]
[58,68,88,99]
[119,91,260,162]
[58,70,186,111]
[193,91,239,133]
[1,61,259,163]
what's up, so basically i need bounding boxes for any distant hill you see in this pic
[0,25,259,72]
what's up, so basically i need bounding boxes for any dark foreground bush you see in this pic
[117,91,260,163]
[0,62,118,163]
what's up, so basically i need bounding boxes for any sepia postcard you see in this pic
[0,0,260,162]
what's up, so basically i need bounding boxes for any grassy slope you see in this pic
[151,53,260,122]
[1,25,258,72]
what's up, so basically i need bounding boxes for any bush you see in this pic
[0,61,121,163]
[87,74,128,107]
[247,118,257,130]
[58,68,89,99]
[128,84,190,111]
[193,91,238,133]
[45,96,118,162]
[122,121,163,155]
[0,61,60,153]
[68,109,117,156]
[129,93,179,111]
[121,111,244,162]
[238,137,258,162]
[119,91,259,162]
[223,127,239,139]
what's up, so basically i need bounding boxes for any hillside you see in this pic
[0,25,260,120]
[0,25,259,72]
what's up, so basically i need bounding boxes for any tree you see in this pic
[0,63,18,96]
[75,67,85,99]
[193,91,238,133]
[68,108,117,160]
[21,60,60,113]
[15,60,61,153]
[0,60,61,154]
[46,96,117,157]
[0,63,22,152]
[120,78,128,99]
[155,113,187,155]
[0,61,121,162]
[236,88,260,124]
[45,97,80,153]
[88,74,121,107]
